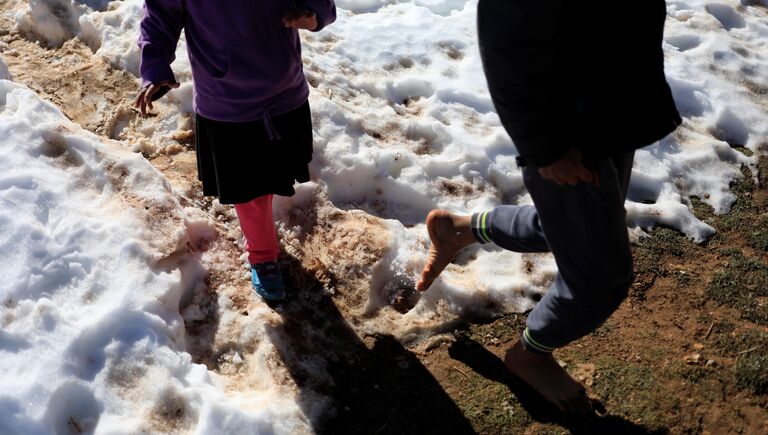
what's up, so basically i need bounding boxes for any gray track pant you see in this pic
[471,152,635,353]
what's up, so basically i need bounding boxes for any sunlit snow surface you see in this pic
[0,78,316,433]
[3,0,767,433]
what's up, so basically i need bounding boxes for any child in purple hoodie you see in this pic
[135,0,336,301]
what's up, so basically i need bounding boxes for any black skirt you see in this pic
[194,101,313,204]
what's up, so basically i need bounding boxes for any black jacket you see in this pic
[478,0,682,167]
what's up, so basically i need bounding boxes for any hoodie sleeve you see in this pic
[138,0,185,87]
[477,0,568,168]
[296,0,336,32]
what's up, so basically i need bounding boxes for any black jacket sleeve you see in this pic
[477,0,568,168]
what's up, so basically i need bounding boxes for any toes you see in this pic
[590,397,606,414]
[562,387,591,414]
[415,278,427,291]
[417,270,435,291]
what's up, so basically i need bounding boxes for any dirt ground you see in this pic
[3,7,767,433]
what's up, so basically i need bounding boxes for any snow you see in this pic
[0,57,11,80]
[2,0,767,432]
[0,80,312,434]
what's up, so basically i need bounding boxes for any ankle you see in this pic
[507,340,554,363]
[444,213,476,247]
[250,258,279,266]
[452,215,476,245]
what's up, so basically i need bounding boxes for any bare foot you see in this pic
[416,210,476,292]
[505,340,591,414]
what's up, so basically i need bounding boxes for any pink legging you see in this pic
[234,194,280,265]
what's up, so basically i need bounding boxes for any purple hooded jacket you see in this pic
[139,0,336,123]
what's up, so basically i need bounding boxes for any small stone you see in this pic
[573,363,596,387]
[693,343,705,350]
[706,359,716,367]
[684,353,702,364]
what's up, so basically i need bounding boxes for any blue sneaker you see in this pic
[251,261,286,301]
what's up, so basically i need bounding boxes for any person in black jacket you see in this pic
[417,0,681,413]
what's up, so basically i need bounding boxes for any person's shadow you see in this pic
[447,336,667,434]
[187,247,667,434]
[266,253,477,435]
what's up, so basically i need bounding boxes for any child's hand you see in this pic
[134,80,180,117]
[283,8,317,31]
